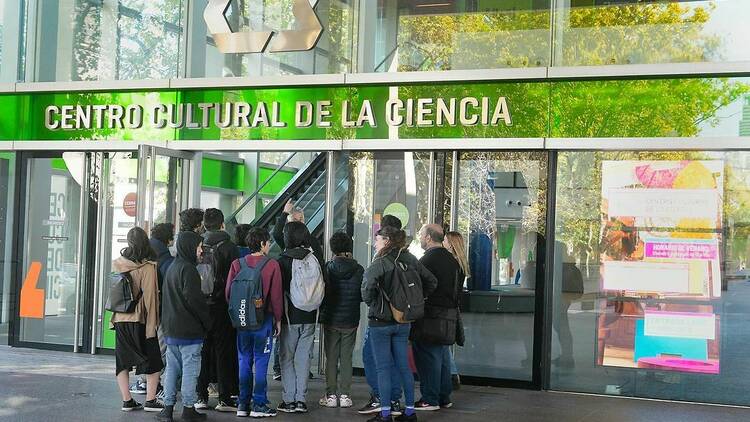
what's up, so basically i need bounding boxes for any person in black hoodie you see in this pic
[319,232,364,409]
[158,231,211,422]
[195,208,240,412]
[276,221,324,414]
[362,226,437,422]
[411,224,463,411]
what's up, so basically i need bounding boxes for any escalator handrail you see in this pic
[226,152,300,224]
[249,153,328,228]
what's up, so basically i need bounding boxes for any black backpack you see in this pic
[228,257,270,331]
[197,240,227,299]
[105,271,142,313]
[380,250,425,323]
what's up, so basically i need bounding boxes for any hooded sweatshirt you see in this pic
[109,257,160,339]
[162,231,211,340]
[320,256,364,329]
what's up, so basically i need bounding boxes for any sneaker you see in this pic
[156,404,174,422]
[129,380,147,394]
[339,394,353,408]
[319,394,338,408]
[295,401,308,413]
[182,406,208,421]
[366,414,393,422]
[250,403,278,418]
[390,401,403,416]
[121,398,142,412]
[272,372,282,381]
[237,403,249,417]
[155,384,165,401]
[194,398,209,410]
[208,383,219,398]
[144,399,165,412]
[358,396,381,414]
[440,401,454,409]
[395,413,418,422]
[413,400,439,411]
[215,398,238,412]
[276,402,296,413]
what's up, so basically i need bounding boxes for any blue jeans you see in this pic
[163,342,203,407]
[237,317,274,407]
[369,323,414,409]
[413,341,452,406]
[363,327,402,401]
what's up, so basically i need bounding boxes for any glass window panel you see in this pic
[35,0,183,82]
[361,0,551,73]
[553,0,750,66]
[0,0,26,82]
[551,150,750,406]
[453,151,547,381]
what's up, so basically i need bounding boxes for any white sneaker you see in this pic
[319,394,338,408]
[194,399,209,410]
[339,395,353,408]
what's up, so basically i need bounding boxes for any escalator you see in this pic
[226,153,350,254]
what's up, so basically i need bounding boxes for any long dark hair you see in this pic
[376,225,407,258]
[121,227,156,263]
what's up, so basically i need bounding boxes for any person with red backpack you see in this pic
[226,226,283,418]
[362,226,437,422]
[276,221,325,414]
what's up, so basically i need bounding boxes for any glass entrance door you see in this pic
[16,152,95,350]
[136,145,195,233]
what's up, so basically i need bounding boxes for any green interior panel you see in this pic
[258,166,295,195]
[202,158,245,190]
[51,158,68,171]
[102,311,116,349]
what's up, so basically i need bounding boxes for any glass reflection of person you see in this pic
[555,243,583,368]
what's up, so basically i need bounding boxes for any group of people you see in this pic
[109,200,470,422]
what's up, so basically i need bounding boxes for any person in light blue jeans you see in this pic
[370,323,415,421]
[163,342,203,408]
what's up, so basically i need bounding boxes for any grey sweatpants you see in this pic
[280,323,316,403]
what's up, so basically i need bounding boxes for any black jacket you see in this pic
[362,248,437,326]
[278,247,322,325]
[272,212,325,265]
[162,231,211,339]
[149,238,174,293]
[202,230,239,305]
[420,247,463,310]
[320,256,364,329]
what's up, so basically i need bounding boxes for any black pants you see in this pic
[197,303,239,401]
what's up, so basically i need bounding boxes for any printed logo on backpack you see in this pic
[228,256,270,331]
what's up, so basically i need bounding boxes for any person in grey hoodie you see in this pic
[157,231,211,422]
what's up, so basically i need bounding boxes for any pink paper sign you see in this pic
[645,242,718,260]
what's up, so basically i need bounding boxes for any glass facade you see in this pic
[0,152,14,345]
[550,151,750,407]
[0,0,748,83]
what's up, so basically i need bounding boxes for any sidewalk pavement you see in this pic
[0,346,748,422]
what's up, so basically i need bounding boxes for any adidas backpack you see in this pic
[228,256,270,331]
[289,249,325,313]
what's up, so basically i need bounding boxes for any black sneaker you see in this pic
[215,398,238,412]
[277,401,297,413]
[251,403,278,417]
[413,400,439,411]
[395,413,418,422]
[144,399,165,412]
[366,414,393,422]
[122,398,142,412]
[358,396,381,414]
[181,406,208,421]
[391,400,403,416]
[156,404,174,421]
[295,401,308,413]
[273,372,282,381]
